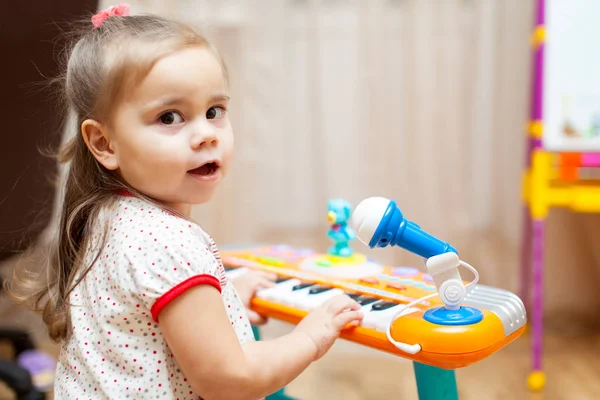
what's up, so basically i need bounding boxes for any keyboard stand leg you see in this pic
[413,362,459,400]
[252,326,298,400]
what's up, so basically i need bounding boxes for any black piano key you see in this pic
[275,277,290,284]
[292,283,315,291]
[356,296,379,306]
[223,265,234,271]
[308,286,332,295]
[345,292,362,301]
[371,301,398,311]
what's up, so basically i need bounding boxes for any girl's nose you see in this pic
[191,122,219,149]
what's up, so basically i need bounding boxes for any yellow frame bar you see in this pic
[524,150,600,217]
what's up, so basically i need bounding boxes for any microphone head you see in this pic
[351,197,391,246]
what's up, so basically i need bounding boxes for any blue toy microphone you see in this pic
[351,197,457,259]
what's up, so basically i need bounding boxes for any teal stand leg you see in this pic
[413,362,459,400]
[252,327,297,400]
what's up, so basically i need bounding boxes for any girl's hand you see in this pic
[230,270,277,325]
[293,294,364,360]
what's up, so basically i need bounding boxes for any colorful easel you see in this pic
[520,0,600,391]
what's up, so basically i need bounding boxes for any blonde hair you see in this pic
[8,12,226,342]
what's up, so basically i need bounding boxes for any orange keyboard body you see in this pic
[221,244,526,370]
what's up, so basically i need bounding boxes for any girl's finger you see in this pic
[256,271,278,281]
[247,309,268,326]
[325,295,361,314]
[257,277,276,288]
[333,310,364,331]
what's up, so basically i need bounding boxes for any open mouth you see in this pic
[188,161,220,177]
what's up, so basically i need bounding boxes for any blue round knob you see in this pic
[423,306,483,326]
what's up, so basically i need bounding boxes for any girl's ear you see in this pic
[81,119,119,170]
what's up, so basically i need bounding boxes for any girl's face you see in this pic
[86,46,233,215]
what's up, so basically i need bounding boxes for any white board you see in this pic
[543,0,600,151]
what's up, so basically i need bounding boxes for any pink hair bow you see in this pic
[91,3,130,28]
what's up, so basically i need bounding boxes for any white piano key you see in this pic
[374,307,420,332]
[279,283,317,306]
[353,299,385,328]
[297,287,345,310]
[255,278,301,302]
[361,302,402,329]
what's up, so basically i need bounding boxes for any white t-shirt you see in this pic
[54,195,254,399]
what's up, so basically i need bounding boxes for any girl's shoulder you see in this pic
[95,196,227,319]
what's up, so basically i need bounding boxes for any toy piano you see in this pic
[222,245,525,369]
[221,198,527,370]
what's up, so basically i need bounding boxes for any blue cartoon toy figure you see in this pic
[327,199,356,257]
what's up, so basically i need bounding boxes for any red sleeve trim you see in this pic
[151,274,222,322]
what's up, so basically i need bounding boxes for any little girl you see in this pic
[12,4,364,400]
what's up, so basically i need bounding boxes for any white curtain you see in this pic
[94,0,600,322]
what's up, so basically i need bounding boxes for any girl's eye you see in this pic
[159,111,184,125]
[206,106,226,120]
